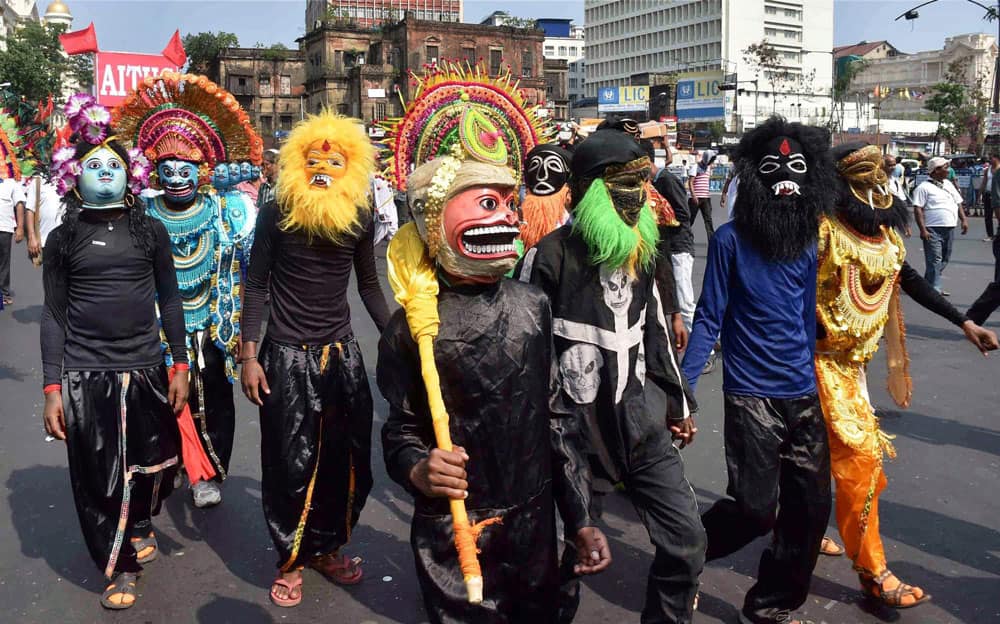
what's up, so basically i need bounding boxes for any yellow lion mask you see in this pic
[276,110,375,241]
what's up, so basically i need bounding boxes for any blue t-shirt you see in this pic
[681,222,817,398]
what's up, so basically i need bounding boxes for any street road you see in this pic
[1,200,998,623]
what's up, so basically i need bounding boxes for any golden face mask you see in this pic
[305,139,348,189]
[603,156,651,226]
[838,145,892,210]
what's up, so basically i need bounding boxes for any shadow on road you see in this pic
[6,465,96,591]
[0,362,27,381]
[196,595,276,624]
[881,409,1000,458]
[11,304,41,325]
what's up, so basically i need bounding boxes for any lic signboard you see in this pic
[675,71,726,122]
[598,86,649,113]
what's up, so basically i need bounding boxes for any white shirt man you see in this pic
[25,177,65,247]
[0,177,27,302]
[912,176,962,228]
[912,156,969,294]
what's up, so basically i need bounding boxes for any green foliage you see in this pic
[0,21,92,104]
[183,31,239,75]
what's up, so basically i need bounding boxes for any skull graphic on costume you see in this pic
[560,343,605,404]
[600,265,633,316]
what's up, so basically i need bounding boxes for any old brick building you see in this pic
[300,14,546,124]
[212,47,308,148]
[543,58,569,121]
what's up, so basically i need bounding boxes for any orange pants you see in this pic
[816,356,893,578]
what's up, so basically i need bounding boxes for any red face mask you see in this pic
[442,186,520,260]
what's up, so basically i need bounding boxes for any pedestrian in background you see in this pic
[0,174,26,306]
[913,157,969,296]
[883,154,911,237]
[256,148,279,210]
[25,175,65,267]
[982,153,998,241]
[688,149,717,241]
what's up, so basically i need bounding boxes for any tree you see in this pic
[743,39,793,114]
[832,57,868,131]
[0,21,92,104]
[924,82,964,153]
[183,31,239,76]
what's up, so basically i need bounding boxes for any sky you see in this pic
[39,0,1000,57]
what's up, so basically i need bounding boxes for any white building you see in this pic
[0,0,39,50]
[584,0,834,129]
[42,0,71,28]
[843,33,998,119]
[541,22,586,102]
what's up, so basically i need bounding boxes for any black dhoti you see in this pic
[258,337,374,570]
[187,335,236,480]
[701,393,831,622]
[63,366,180,579]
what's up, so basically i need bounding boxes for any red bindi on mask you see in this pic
[779,139,791,156]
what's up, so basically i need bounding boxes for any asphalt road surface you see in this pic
[1,200,998,624]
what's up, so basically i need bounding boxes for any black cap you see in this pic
[571,129,646,179]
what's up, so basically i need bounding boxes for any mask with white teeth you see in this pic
[407,158,521,283]
[304,138,347,189]
[757,135,808,197]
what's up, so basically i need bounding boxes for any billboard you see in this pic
[597,86,649,113]
[675,71,725,122]
[95,52,179,106]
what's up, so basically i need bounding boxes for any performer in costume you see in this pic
[240,110,390,607]
[519,128,705,624]
[113,72,263,508]
[40,96,188,609]
[520,143,572,250]
[817,143,998,609]
[378,63,610,622]
[681,117,834,624]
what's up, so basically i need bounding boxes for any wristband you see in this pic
[240,355,257,363]
[43,384,61,395]
[172,362,190,372]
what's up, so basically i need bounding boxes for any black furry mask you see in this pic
[731,117,834,261]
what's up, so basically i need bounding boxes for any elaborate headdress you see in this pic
[275,110,375,240]
[50,94,152,198]
[113,71,263,186]
[383,63,550,605]
[830,142,908,237]
[0,89,56,181]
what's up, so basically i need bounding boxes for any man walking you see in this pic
[981,153,998,241]
[687,150,716,241]
[912,157,968,295]
[0,174,26,305]
[257,148,279,210]
[25,175,65,267]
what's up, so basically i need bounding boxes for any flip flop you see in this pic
[269,575,303,608]
[100,572,138,610]
[310,553,364,585]
[820,536,844,557]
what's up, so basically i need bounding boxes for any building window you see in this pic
[544,46,554,55]
[280,115,293,130]
[259,76,273,97]
[229,75,252,96]
[462,46,476,66]
[558,45,567,56]
[489,48,503,75]
[426,44,439,65]
[280,75,291,96]
[521,51,533,77]
[260,114,273,135]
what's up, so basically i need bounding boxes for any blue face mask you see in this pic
[240,162,253,182]
[79,147,128,209]
[158,159,199,204]
[251,165,262,181]
[228,163,241,183]
[212,163,230,190]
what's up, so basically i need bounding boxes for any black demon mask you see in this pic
[758,136,808,196]
[525,144,571,196]
[732,116,834,261]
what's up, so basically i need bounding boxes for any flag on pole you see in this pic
[161,30,187,67]
[59,22,99,55]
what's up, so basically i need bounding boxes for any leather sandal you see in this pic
[310,552,363,585]
[860,569,931,609]
[131,532,158,564]
[819,536,844,556]
[100,572,138,610]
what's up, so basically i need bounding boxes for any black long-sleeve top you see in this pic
[378,278,593,535]
[898,260,967,325]
[653,170,695,256]
[40,213,187,387]
[241,201,391,345]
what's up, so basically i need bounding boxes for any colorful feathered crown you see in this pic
[113,72,264,171]
[382,62,552,191]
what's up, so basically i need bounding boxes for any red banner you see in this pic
[95,52,179,107]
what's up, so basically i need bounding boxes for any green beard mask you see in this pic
[572,177,659,272]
